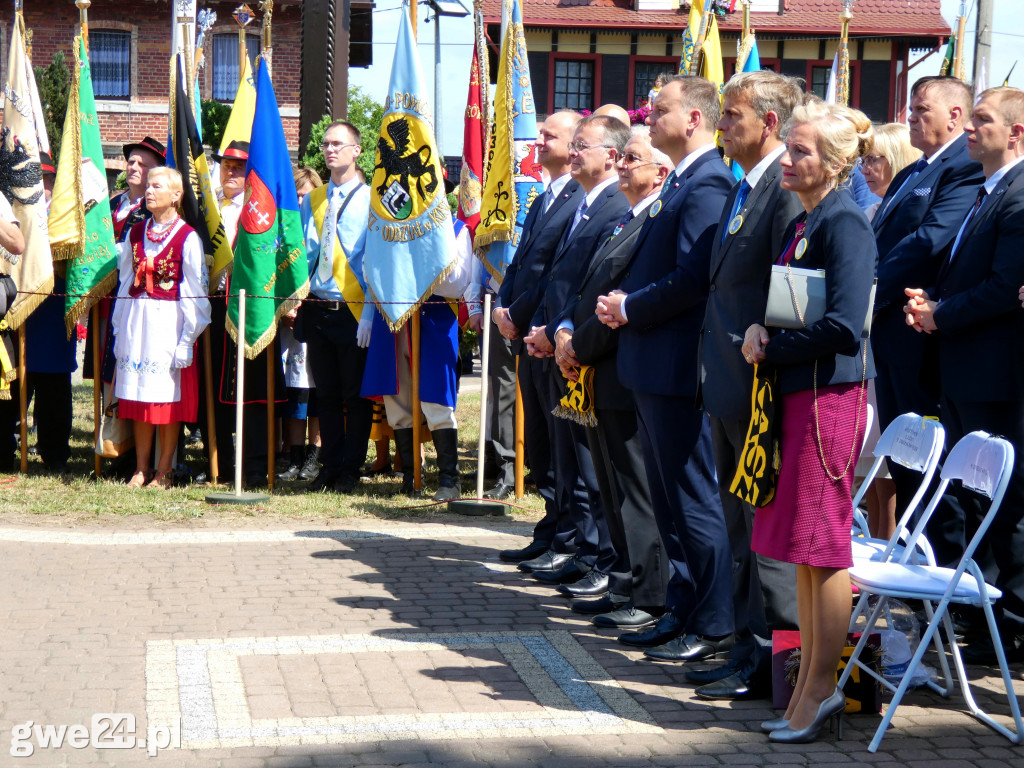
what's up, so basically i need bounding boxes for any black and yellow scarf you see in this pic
[729,364,780,507]
[552,365,598,428]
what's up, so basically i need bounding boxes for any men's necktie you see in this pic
[611,209,634,238]
[317,187,344,283]
[949,186,988,262]
[569,199,589,237]
[722,180,752,243]
[659,170,678,200]
[542,188,554,213]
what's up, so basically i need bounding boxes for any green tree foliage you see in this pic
[33,51,70,162]
[300,86,385,182]
[201,98,231,152]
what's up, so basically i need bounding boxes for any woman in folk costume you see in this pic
[111,167,211,489]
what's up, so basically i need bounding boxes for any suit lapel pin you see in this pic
[650,200,663,217]
[728,213,743,235]
[795,238,808,260]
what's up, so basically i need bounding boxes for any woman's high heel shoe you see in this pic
[760,717,789,733]
[768,687,845,744]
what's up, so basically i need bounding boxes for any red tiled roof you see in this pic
[482,0,950,37]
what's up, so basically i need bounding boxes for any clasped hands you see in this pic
[741,324,770,365]
[904,288,937,333]
[553,328,580,381]
[595,290,627,328]
[491,306,520,340]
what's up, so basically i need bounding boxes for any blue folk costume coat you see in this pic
[359,220,463,408]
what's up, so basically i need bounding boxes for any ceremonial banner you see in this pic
[1,13,53,330]
[939,36,955,76]
[457,45,485,239]
[473,0,543,283]
[169,54,233,285]
[680,0,724,90]
[219,55,257,154]
[226,60,308,358]
[736,27,761,73]
[49,36,118,333]
[364,4,457,331]
[824,52,840,104]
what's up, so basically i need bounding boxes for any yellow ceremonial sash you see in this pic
[309,185,365,322]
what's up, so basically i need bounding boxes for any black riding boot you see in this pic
[393,428,421,496]
[431,427,461,502]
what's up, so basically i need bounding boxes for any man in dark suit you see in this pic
[872,76,983,512]
[691,71,805,699]
[492,111,585,567]
[596,75,735,662]
[520,115,631,590]
[552,127,671,628]
[906,85,1024,662]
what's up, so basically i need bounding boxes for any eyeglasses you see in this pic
[617,152,658,167]
[862,154,888,166]
[567,140,616,154]
[321,141,358,151]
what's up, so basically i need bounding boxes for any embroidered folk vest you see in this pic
[127,220,194,300]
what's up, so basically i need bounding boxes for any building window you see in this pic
[811,65,832,100]
[212,34,260,101]
[553,58,594,112]
[633,61,674,109]
[90,30,131,99]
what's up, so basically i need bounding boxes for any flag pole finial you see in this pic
[75,0,91,51]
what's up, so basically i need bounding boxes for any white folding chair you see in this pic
[851,403,874,535]
[839,431,1023,752]
[850,412,945,565]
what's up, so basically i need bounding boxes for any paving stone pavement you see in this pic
[1,518,1022,767]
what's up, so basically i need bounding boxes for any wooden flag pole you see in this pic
[838,2,854,107]
[409,0,423,492]
[267,348,275,490]
[91,305,101,479]
[202,328,219,481]
[18,326,27,473]
[514,357,524,499]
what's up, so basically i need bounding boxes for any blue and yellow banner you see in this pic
[473,0,543,284]
[363,3,457,332]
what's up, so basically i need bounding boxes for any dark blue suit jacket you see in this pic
[496,178,584,353]
[534,181,629,347]
[871,134,984,365]
[699,155,804,421]
[616,147,733,398]
[764,188,877,395]
[930,161,1024,402]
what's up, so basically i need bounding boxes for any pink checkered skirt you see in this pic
[751,382,866,569]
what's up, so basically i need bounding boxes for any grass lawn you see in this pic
[0,383,545,527]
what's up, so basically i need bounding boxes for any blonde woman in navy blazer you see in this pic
[742,101,877,744]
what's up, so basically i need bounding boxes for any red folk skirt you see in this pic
[751,382,867,569]
[118,361,199,425]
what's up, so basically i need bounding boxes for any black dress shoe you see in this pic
[308,471,333,493]
[518,550,572,573]
[684,657,745,685]
[483,482,514,501]
[571,593,628,615]
[695,671,770,701]
[594,604,659,630]
[533,558,591,585]
[619,613,685,648]
[333,475,359,494]
[558,570,609,597]
[644,633,735,663]
[499,541,549,563]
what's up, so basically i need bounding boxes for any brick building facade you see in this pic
[2,0,302,173]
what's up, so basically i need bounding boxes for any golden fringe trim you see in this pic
[0,390,10,401]
[3,274,55,331]
[49,38,85,261]
[224,281,311,360]
[63,270,116,339]
[209,259,234,292]
[49,241,82,262]
[373,256,458,334]
[551,403,598,428]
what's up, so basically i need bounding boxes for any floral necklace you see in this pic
[146,215,180,244]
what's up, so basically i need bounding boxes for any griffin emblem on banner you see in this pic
[372,115,439,222]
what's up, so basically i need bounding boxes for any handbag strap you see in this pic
[786,265,868,481]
